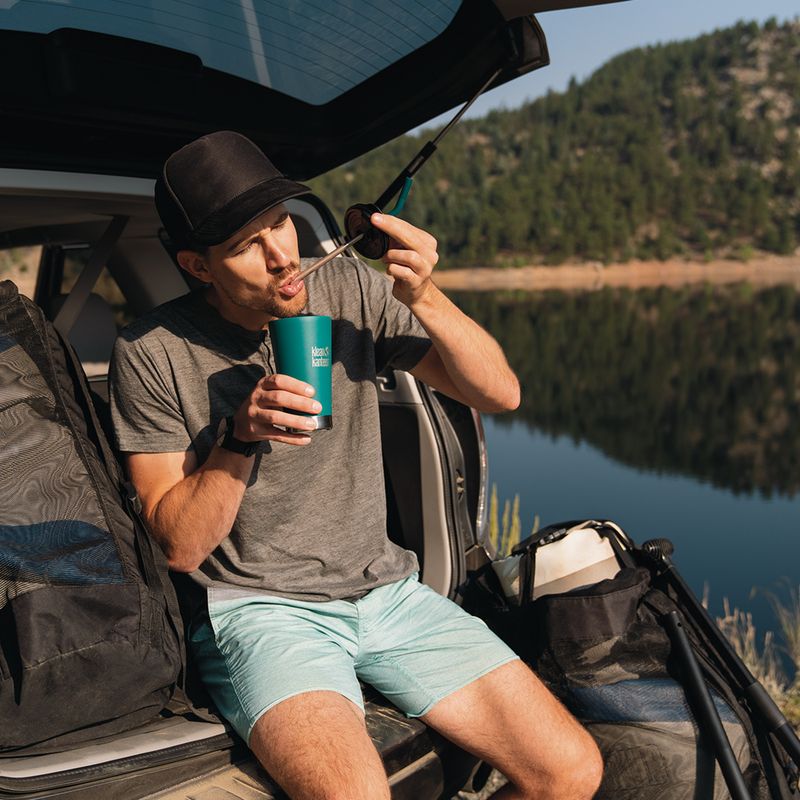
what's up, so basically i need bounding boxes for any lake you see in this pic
[447,284,799,654]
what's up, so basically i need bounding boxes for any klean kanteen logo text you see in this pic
[311,345,330,368]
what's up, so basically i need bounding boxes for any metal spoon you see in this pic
[291,233,365,285]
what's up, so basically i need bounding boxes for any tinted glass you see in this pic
[0,0,462,105]
[0,246,40,301]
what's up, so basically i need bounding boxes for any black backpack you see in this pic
[0,280,184,753]
[466,519,799,799]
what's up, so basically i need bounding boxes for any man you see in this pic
[110,131,602,800]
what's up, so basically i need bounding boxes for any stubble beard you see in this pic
[267,287,308,318]
[217,275,308,319]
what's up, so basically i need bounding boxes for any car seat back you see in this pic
[45,292,118,373]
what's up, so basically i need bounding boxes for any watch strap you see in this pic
[220,416,259,457]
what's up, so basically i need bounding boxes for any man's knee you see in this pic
[514,725,602,800]
[575,732,604,797]
[549,729,603,800]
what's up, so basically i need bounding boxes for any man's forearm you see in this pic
[410,284,520,413]
[147,446,253,572]
[369,212,519,411]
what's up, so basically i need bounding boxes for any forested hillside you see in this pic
[310,18,800,267]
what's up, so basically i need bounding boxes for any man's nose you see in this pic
[263,236,292,271]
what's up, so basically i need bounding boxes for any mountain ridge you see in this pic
[310,18,800,268]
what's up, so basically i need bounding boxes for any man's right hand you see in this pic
[125,374,320,571]
[231,373,321,446]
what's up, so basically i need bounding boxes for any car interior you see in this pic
[0,2,637,797]
[0,167,488,799]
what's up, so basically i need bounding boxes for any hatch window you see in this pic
[0,0,462,105]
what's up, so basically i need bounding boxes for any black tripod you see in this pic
[641,538,800,799]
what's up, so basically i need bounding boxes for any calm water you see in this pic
[448,284,799,645]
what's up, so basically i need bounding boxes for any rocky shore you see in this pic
[434,255,800,292]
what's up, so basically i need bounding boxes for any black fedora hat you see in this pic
[155,131,311,249]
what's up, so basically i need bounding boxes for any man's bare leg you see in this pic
[248,690,390,800]
[422,660,603,800]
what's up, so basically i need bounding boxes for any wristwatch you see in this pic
[219,415,259,457]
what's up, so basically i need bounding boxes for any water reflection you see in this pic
[450,284,800,498]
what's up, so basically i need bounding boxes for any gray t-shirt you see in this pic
[109,257,432,602]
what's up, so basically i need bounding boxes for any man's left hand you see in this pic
[370,213,439,309]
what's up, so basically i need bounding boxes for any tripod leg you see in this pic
[642,541,800,770]
[743,681,800,768]
[664,611,753,800]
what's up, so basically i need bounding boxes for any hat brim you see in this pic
[192,177,312,247]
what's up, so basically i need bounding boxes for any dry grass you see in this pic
[716,599,789,703]
[716,584,800,729]
[487,484,537,557]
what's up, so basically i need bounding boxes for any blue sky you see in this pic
[416,0,799,132]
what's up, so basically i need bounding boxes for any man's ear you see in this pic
[176,250,211,283]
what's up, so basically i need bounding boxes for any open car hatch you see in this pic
[0,0,625,180]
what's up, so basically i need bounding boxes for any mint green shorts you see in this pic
[189,573,518,743]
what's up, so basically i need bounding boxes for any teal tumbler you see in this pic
[268,314,332,431]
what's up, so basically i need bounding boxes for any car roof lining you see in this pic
[0,193,160,248]
[0,186,339,251]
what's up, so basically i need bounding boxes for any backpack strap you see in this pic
[55,326,166,598]
[597,521,637,570]
[518,545,537,607]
